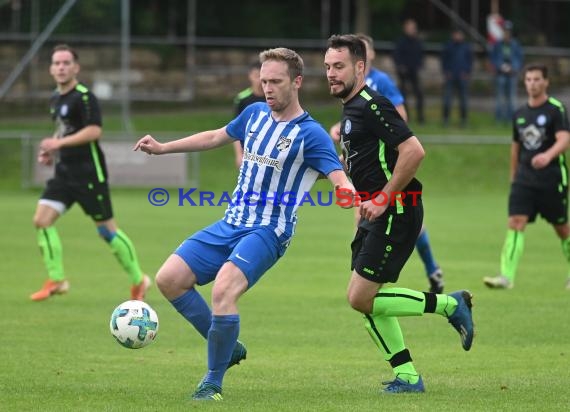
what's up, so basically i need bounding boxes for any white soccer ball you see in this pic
[109,300,159,349]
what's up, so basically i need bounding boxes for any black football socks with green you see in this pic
[365,288,458,384]
[500,229,524,283]
[37,226,64,281]
[371,288,457,317]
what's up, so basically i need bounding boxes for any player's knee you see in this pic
[508,221,525,231]
[155,270,178,298]
[97,225,115,242]
[211,283,240,313]
[554,224,570,239]
[33,214,50,229]
[346,291,371,314]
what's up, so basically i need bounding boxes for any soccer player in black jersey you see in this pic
[31,44,150,301]
[484,63,570,290]
[330,33,445,294]
[324,34,474,393]
[232,60,265,168]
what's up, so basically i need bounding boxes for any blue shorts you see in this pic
[175,220,289,288]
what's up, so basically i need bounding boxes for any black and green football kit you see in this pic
[340,85,423,283]
[41,83,112,221]
[233,87,265,117]
[340,86,472,389]
[510,97,570,224]
[495,96,570,285]
[37,83,144,287]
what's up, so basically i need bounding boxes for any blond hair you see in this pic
[259,47,304,79]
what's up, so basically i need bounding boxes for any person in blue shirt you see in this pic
[441,28,473,127]
[490,21,524,123]
[331,33,445,294]
[357,33,407,121]
[134,47,355,402]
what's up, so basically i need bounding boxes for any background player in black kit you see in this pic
[31,44,150,302]
[232,60,265,169]
[484,63,570,290]
[324,34,474,393]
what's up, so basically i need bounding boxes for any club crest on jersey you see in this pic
[537,114,547,126]
[521,124,543,150]
[276,136,292,151]
[60,104,68,116]
[344,119,352,134]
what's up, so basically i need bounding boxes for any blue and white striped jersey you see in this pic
[224,102,342,240]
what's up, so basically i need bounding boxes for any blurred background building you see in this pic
[1,0,570,119]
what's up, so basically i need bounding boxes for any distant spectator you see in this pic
[489,21,524,124]
[357,33,407,121]
[441,28,473,127]
[393,18,425,124]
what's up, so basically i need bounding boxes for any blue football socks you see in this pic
[170,288,212,338]
[203,314,240,388]
[416,229,438,276]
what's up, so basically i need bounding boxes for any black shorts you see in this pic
[351,200,423,283]
[509,182,568,224]
[41,175,114,222]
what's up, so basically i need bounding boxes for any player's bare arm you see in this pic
[510,142,520,181]
[327,169,356,208]
[394,104,408,122]
[40,125,102,153]
[134,126,233,155]
[531,130,570,169]
[329,121,341,143]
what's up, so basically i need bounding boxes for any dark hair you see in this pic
[248,59,261,71]
[52,44,79,62]
[326,34,367,66]
[355,33,374,50]
[524,62,548,79]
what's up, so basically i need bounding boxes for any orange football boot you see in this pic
[130,274,152,301]
[30,279,70,301]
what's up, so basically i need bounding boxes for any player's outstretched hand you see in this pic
[359,200,387,221]
[329,122,341,144]
[531,153,550,170]
[37,150,53,166]
[335,183,357,209]
[40,137,61,153]
[133,135,164,155]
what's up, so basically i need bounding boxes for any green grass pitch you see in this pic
[1,180,569,410]
[0,107,569,410]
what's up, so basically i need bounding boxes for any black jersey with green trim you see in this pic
[234,87,266,116]
[49,83,107,183]
[339,85,422,194]
[513,96,570,188]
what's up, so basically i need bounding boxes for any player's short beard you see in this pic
[331,78,356,99]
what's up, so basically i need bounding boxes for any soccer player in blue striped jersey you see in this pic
[325,34,474,394]
[134,47,355,401]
